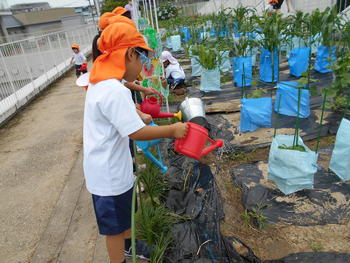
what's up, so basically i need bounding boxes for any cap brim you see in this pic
[76,72,90,87]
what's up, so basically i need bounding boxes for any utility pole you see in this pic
[93,0,101,17]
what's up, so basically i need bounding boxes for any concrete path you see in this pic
[0,68,142,263]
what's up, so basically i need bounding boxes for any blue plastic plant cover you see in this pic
[247,47,258,66]
[268,135,318,195]
[246,32,257,40]
[315,46,336,73]
[329,118,350,180]
[179,27,191,43]
[288,47,310,77]
[232,56,252,87]
[200,68,221,92]
[166,37,172,49]
[199,31,210,41]
[210,28,217,38]
[171,35,181,52]
[191,56,202,77]
[219,31,229,38]
[234,32,244,38]
[274,81,310,118]
[240,97,272,132]
[233,22,239,33]
[259,48,279,83]
[220,51,231,72]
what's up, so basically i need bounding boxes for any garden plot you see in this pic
[157,131,350,262]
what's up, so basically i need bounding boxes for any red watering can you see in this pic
[140,90,182,119]
[174,122,224,160]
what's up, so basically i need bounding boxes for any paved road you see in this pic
[0,64,146,263]
[0,66,109,263]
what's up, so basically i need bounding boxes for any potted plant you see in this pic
[286,11,311,78]
[314,7,339,73]
[227,36,258,87]
[268,84,319,195]
[192,44,222,92]
[255,12,287,83]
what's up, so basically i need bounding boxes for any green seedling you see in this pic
[279,144,306,152]
[241,204,272,230]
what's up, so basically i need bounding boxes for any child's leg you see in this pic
[106,232,125,263]
[106,229,131,263]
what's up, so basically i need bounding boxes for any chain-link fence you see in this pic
[0,24,97,125]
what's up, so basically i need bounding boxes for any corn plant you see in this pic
[255,12,288,83]
[192,43,222,70]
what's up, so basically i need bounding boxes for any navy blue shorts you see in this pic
[92,187,136,235]
[75,64,87,76]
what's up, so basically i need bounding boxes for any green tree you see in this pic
[100,0,128,14]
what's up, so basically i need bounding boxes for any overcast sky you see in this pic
[7,0,90,8]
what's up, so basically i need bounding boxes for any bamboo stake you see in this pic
[316,89,328,153]
[293,86,302,147]
[131,179,137,263]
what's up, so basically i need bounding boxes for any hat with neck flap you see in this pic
[89,22,153,84]
[98,12,115,30]
[112,6,128,15]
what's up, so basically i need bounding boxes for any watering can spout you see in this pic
[156,111,182,120]
[200,139,224,158]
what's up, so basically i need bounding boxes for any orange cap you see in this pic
[99,12,135,30]
[98,12,115,30]
[112,6,128,15]
[71,44,80,50]
[107,15,136,29]
[89,23,153,84]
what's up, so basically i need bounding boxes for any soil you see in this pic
[208,136,350,260]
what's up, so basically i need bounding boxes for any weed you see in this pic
[310,242,323,252]
[240,204,272,230]
[221,73,233,83]
[229,152,253,162]
[247,88,267,99]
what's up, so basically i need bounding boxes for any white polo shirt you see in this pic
[83,78,145,196]
[73,52,86,65]
[165,63,185,79]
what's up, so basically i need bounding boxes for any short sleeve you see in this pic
[99,86,145,137]
[165,66,171,78]
[80,53,86,61]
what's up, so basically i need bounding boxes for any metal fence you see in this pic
[0,24,97,125]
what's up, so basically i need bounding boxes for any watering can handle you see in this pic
[144,89,163,105]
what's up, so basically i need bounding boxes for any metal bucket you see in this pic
[179,97,207,127]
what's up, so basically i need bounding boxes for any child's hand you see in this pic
[143,88,157,96]
[171,122,188,139]
[140,113,152,124]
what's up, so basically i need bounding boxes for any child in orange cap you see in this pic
[84,22,188,263]
[70,44,87,78]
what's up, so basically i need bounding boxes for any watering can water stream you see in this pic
[175,122,224,160]
[141,90,181,119]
